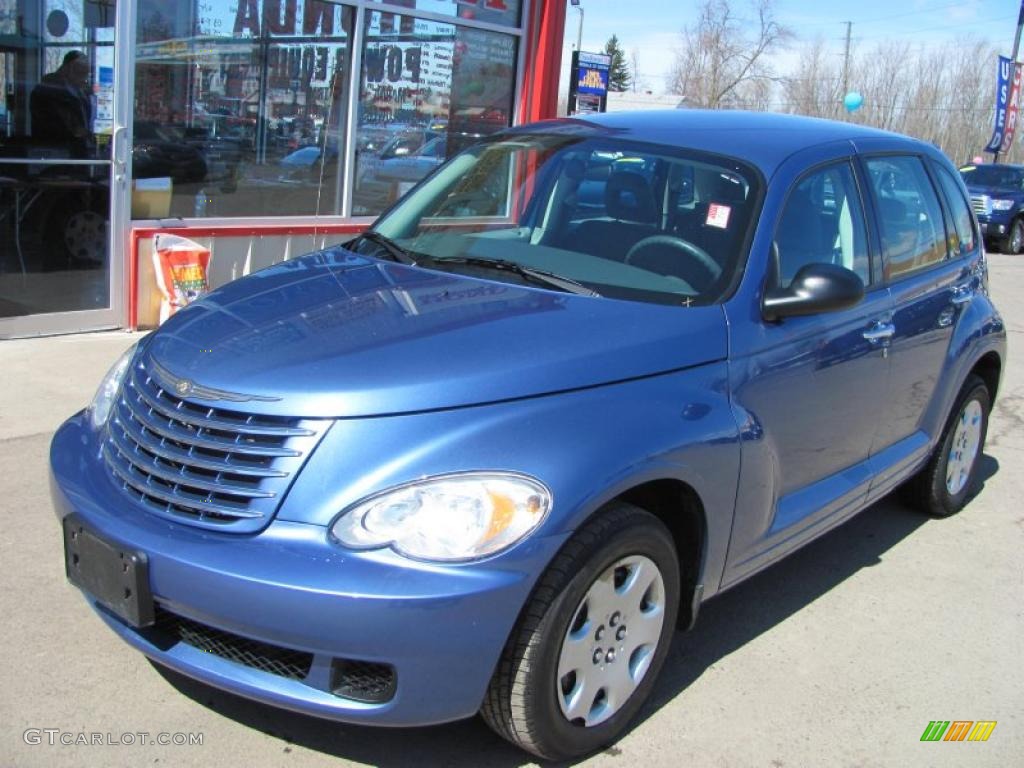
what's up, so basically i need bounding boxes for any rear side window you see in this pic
[866,156,948,280]
[773,161,870,289]
[931,162,977,257]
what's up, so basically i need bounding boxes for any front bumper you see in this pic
[980,220,1006,239]
[976,212,1011,240]
[50,413,568,726]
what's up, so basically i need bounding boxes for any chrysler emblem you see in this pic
[148,359,280,403]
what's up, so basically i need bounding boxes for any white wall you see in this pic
[135,231,354,328]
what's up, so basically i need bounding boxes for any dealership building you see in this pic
[0,0,565,337]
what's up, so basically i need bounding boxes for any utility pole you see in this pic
[841,21,852,119]
[575,3,585,53]
[994,3,1024,164]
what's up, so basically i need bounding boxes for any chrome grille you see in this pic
[971,195,991,216]
[103,361,328,532]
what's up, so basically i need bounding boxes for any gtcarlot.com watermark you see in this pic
[23,729,203,747]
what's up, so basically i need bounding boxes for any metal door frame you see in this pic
[0,0,135,339]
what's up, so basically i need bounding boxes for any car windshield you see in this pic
[367,133,762,306]
[960,165,1024,190]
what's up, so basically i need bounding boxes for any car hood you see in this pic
[143,247,727,418]
[966,184,1023,198]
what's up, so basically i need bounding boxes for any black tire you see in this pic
[1001,217,1024,254]
[481,502,680,761]
[903,374,990,517]
[41,190,108,271]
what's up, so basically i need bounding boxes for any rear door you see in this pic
[859,154,974,496]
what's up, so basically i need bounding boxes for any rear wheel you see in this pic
[904,374,990,517]
[481,503,680,761]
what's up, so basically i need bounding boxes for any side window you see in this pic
[866,156,948,279]
[932,162,977,257]
[773,162,870,288]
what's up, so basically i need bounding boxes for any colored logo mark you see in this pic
[920,721,997,742]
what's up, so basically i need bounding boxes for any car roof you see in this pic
[962,162,1024,169]
[504,110,927,177]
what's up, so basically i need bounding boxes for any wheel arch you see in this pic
[614,478,707,630]
[970,349,1002,402]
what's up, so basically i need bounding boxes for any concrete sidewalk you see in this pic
[1,260,1021,767]
[0,330,142,441]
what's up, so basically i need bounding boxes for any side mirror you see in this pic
[762,262,864,322]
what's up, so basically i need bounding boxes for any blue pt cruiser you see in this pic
[51,111,1005,760]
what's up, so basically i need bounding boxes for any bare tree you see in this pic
[668,0,791,108]
[781,35,1005,165]
[781,36,842,119]
[630,49,640,93]
[666,4,1011,165]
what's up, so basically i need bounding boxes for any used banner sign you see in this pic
[1001,61,1023,153]
[985,56,1016,153]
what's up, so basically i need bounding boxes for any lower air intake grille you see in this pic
[151,606,313,681]
[331,660,397,703]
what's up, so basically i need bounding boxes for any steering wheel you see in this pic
[624,235,721,292]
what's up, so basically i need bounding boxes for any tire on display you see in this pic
[481,502,681,761]
[904,374,991,518]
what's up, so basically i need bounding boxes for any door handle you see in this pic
[863,322,895,342]
[111,125,127,181]
[951,285,974,306]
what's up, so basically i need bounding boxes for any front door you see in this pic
[724,156,893,585]
[0,0,129,337]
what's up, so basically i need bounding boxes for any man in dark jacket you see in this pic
[30,50,95,158]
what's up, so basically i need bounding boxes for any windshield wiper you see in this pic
[349,231,419,265]
[429,257,601,297]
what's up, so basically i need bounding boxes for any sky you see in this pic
[560,0,1023,95]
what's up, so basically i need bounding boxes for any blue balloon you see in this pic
[844,91,863,112]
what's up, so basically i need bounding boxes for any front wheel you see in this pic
[1001,217,1024,254]
[481,503,680,760]
[904,374,991,517]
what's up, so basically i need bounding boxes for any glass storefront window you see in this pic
[1,0,115,318]
[353,9,517,216]
[133,0,353,218]
[367,0,521,28]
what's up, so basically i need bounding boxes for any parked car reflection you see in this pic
[376,136,448,183]
[132,122,207,184]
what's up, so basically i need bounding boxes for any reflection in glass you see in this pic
[353,10,517,216]
[0,0,114,318]
[366,0,521,28]
[370,135,761,307]
[132,0,353,218]
[867,156,948,279]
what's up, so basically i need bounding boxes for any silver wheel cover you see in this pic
[556,554,666,727]
[946,399,983,495]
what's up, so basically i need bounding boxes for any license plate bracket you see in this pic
[63,515,154,628]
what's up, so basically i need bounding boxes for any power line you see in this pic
[787,0,986,30]
[856,13,1016,40]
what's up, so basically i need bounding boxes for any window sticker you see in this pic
[706,203,731,229]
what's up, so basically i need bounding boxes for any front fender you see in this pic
[278,363,741,597]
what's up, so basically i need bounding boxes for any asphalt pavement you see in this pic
[1,255,1021,767]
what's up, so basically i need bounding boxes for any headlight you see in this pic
[88,342,138,429]
[992,198,1015,211]
[330,473,551,562]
